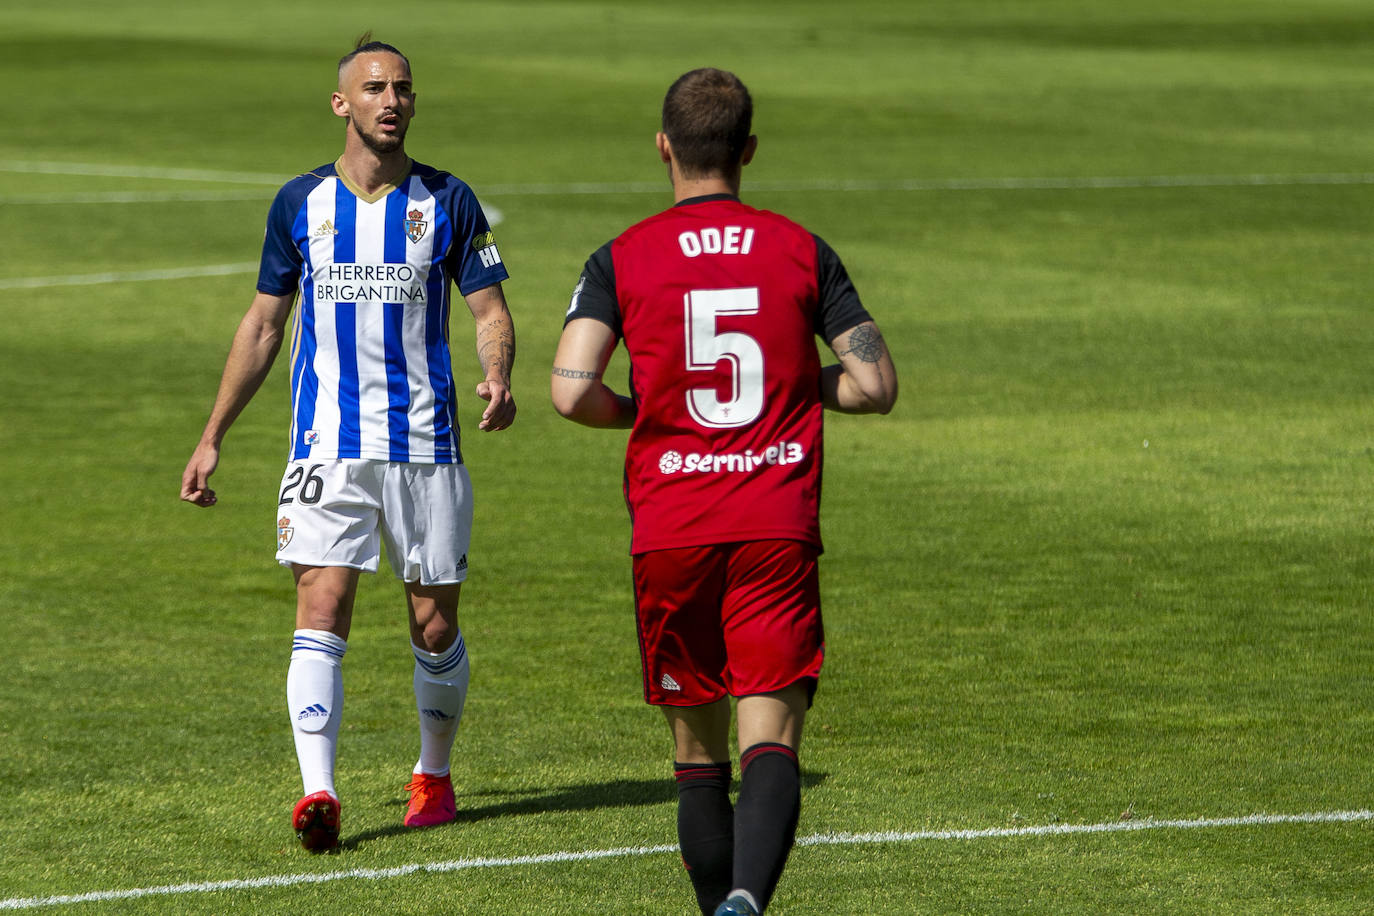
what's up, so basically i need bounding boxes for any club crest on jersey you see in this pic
[277,516,294,550]
[404,209,428,243]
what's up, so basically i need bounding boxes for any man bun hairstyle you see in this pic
[338,31,411,77]
[662,68,753,179]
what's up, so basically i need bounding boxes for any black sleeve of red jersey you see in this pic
[563,241,621,339]
[814,234,873,344]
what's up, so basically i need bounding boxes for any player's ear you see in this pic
[656,132,672,164]
[741,135,758,166]
[331,90,349,120]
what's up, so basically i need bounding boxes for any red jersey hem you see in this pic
[630,529,822,556]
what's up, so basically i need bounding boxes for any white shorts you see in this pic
[273,459,473,585]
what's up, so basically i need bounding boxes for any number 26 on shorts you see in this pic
[280,463,325,506]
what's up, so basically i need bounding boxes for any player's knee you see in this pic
[410,616,459,653]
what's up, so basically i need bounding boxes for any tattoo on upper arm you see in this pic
[840,323,887,364]
[552,366,601,380]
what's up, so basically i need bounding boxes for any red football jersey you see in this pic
[609,197,829,553]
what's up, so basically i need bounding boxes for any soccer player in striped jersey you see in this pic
[180,35,516,852]
[551,69,897,914]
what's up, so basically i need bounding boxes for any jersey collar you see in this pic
[334,157,413,204]
[673,193,739,208]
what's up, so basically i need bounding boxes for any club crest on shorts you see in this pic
[278,516,294,550]
[404,209,428,243]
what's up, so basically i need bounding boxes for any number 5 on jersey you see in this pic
[684,287,764,428]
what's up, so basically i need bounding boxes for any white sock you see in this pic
[287,629,346,798]
[412,632,469,776]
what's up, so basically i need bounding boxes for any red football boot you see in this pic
[403,773,456,827]
[292,791,340,852]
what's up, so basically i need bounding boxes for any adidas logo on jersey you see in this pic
[312,219,338,238]
[660,673,682,692]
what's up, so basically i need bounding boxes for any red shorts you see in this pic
[632,539,824,706]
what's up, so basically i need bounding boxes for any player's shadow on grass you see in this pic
[342,771,828,849]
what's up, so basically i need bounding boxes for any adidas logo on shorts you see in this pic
[660,673,682,692]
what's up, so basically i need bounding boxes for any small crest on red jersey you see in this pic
[404,209,428,243]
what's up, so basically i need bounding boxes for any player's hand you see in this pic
[475,379,516,432]
[180,443,220,507]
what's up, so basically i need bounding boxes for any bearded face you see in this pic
[335,52,415,157]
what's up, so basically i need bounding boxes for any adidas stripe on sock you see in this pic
[413,632,470,776]
[288,629,346,798]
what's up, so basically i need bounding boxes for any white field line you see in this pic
[794,807,1374,845]
[0,809,1368,911]
[0,190,505,227]
[0,190,277,205]
[0,165,1362,289]
[4,159,1374,198]
[0,263,258,290]
[0,160,285,185]
[478,172,1374,195]
[747,172,1374,193]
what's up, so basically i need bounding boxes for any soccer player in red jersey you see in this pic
[551,68,897,916]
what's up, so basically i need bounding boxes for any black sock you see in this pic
[732,743,800,912]
[675,761,735,916]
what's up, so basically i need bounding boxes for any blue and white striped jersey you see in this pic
[257,160,508,464]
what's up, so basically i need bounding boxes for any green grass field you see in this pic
[2,1,1372,912]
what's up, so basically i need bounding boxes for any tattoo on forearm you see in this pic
[552,366,601,380]
[842,324,886,364]
[477,321,516,380]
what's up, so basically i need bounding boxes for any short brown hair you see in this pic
[338,32,411,79]
[661,68,753,178]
